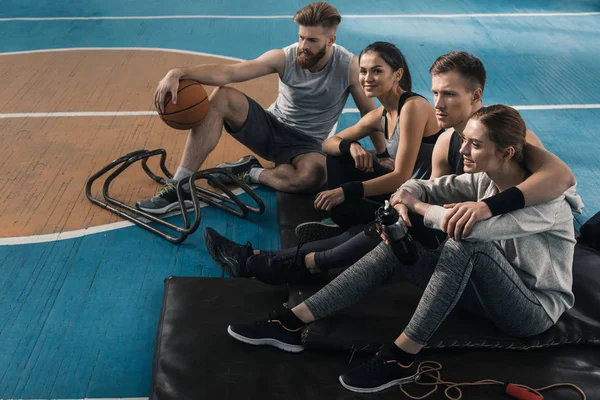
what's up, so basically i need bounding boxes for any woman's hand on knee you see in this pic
[349,143,374,172]
[314,188,345,211]
[442,201,492,240]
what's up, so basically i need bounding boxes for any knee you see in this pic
[207,86,244,114]
[291,165,327,192]
[441,240,497,270]
[443,239,492,253]
[326,153,354,174]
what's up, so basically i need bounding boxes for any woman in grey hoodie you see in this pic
[227,105,584,394]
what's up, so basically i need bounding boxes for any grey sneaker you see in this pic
[135,180,193,215]
[209,155,262,185]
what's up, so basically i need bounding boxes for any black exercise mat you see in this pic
[149,276,600,400]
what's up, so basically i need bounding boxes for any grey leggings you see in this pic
[304,240,554,345]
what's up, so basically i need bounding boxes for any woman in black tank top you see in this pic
[315,41,443,230]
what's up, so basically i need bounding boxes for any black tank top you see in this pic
[381,92,444,179]
[448,130,464,175]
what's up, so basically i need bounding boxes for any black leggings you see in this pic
[277,215,447,272]
[326,153,392,230]
[277,225,381,270]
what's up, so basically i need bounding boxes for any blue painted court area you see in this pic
[2,0,599,17]
[1,0,599,398]
[0,190,280,398]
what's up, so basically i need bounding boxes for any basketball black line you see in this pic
[161,95,208,117]
[165,115,209,127]
[163,81,202,107]
[165,118,206,130]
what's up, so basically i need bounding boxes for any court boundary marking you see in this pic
[2,103,600,120]
[1,12,599,22]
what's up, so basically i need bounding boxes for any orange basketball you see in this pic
[158,79,209,130]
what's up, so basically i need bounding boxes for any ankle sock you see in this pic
[247,167,264,184]
[173,167,195,192]
[273,307,305,331]
[388,343,417,366]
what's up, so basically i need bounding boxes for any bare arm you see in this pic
[525,128,544,149]
[321,107,383,155]
[362,98,429,196]
[154,49,285,111]
[519,141,576,206]
[172,49,284,86]
[430,129,453,178]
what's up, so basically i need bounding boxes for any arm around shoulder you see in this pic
[519,143,576,207]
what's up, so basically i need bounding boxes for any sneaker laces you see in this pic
[154,181,177,198]
[237,171,251,184]
[269,241,309,281]
[362,350,394,373]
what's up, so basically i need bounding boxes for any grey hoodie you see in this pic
[401,173,584,323]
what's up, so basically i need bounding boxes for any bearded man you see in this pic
[137,2,377,214]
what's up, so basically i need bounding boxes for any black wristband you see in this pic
[339,139,359,154]
[376,149,391,159]
[341,181,364,200]
[482,186,525,216]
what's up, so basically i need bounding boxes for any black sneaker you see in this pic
[295,220,343,243]
[204,227,253,277]
[209,155,262,186]
[339,347,419,393]
[246,249,324,285]
[135,179,193,215]
[227,311,304,353]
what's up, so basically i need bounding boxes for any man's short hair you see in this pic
[293,2,342,31]
[429,51,487,91]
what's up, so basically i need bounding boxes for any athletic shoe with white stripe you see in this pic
[227,311,305,353]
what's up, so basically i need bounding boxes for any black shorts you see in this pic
[224,95,324,165]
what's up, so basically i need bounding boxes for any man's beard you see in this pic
[297,45,327,69]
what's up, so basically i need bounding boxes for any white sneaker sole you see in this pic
[216,155,256,169]
[227,325,304,353]
[338,373,418,393]
[295,221,343,242]
[137,200,194,215]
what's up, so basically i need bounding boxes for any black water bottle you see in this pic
[376,200,419,265]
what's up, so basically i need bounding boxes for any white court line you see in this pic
[343,104,600,114]
[0,46,244,61]
[0,111,156,118]
[0,12,599,21]
[1,104,599,119]
[0,186,253,246]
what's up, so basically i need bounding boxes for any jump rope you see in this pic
[398,360,587,400]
